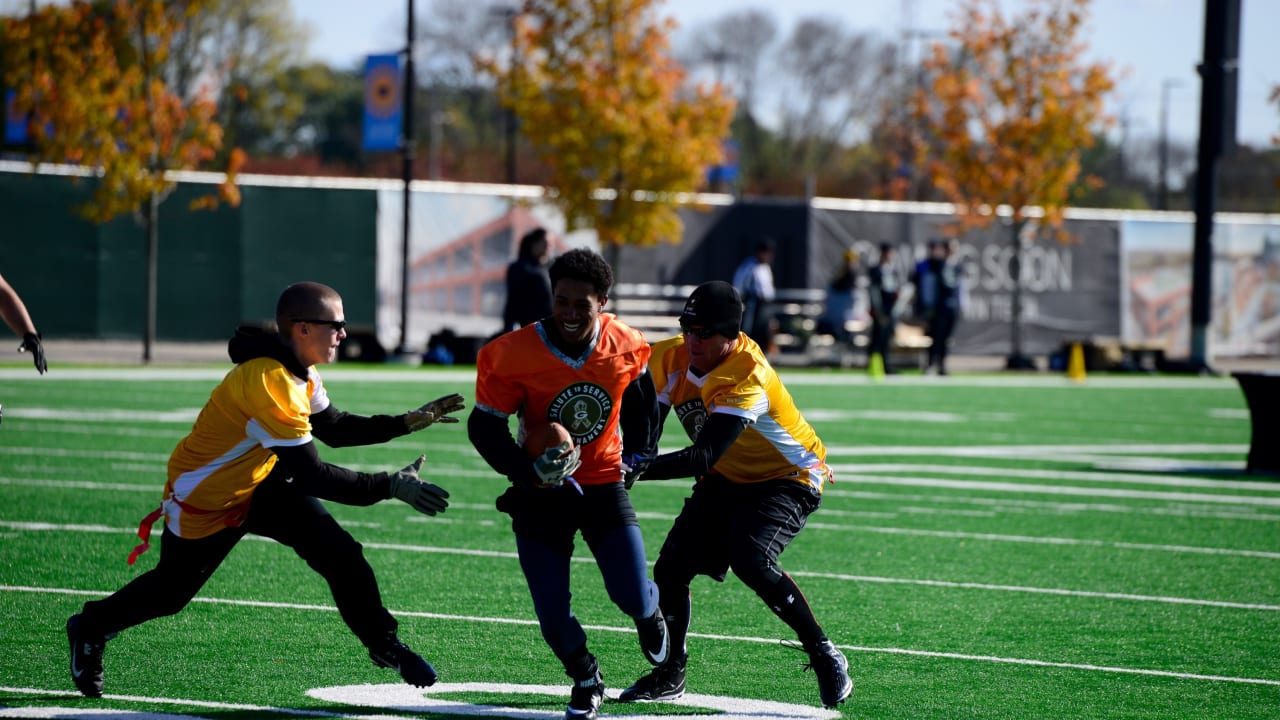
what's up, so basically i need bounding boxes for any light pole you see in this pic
[1157,79,1181,210]
[489,4,520,185]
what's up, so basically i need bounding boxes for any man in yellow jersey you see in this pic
[617,280,853,710]
[469,249,665,720]
[65,281,466,698]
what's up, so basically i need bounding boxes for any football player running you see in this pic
[618,280,853,710]
[468,248,666,720]
[66,281,465,698]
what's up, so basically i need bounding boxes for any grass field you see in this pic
[1,365,1277,719]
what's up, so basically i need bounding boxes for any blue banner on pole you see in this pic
[4,89,29,146]
[363,54,402,152]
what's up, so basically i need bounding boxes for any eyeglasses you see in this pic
[295,318,347,331]
[680,323,717,340]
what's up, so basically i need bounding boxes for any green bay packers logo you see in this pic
[547,382,612,445]
[673,398,706,440]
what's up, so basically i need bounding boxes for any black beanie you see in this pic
[680,281,743,338]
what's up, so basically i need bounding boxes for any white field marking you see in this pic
[1,424,181,438]
[805,408,969,423]
[824,474,1280,508]
[0,477,163,492]
[806,521,1280,559]
[1209,408,1251,419]
[819,506,997,519]
[1,446,170,461]
[0,686,395,719]
[841,464,1280,492]
[824,443,1249,457]
[1087,458,1247,472]
[1,366,1241,388]
[1,407,201,423]
[309,682,839,720]
[6,587,1279,689]
[835,490,1280,522]
[787,571,1280,611]
[0,368,482,383]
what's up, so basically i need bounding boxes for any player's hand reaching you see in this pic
[532,441,581,487]
[621,452,651,490]
[388,455,450,515]
[404,393,466,432]
[19,332,46,374]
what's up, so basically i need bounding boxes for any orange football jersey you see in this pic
[475,314,651,486]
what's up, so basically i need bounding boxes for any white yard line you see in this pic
[825,474,1280,507]
[5,586,1277,688]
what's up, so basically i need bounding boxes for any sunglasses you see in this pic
[680,323,717,340]
[295,318,347,331]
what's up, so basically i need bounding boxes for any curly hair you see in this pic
[548,248,613,299]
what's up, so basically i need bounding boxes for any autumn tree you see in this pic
[2,0,242,361]
[909,0,1114,367]
[479,0,734,249]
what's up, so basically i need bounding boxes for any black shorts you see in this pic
[496,481,638,556]
[658,474,821,582]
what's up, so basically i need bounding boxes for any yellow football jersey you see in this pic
[162,358,327,538]
[649,333,830,492]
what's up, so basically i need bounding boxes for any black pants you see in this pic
[652,475,826,655]
[869,312,896,364]
[927,309,958,372]
[79,471,396,648]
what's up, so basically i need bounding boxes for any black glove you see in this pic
[388,455,450,515]
[404,393,466,431]
[621,452,652,490]
[19,332,45,374]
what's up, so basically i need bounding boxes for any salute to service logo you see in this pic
[547,382,612,446]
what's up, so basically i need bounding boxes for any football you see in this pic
[523,421,574,459]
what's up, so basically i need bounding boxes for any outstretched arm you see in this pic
[639,412,749,481]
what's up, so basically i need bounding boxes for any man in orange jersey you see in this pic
[66,282,465,698]
[617,280,853,711]
[468,248,666,720]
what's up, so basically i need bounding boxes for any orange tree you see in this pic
[479,0,734,251]
[909,0,1114,364]
[2,0,241,360]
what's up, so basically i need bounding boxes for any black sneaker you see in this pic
[565,668,604,720]
[617,655,686,703]
[67,614,113,698]
[634,608,669,666]
[804,640,853,709]
[369,636,438,688]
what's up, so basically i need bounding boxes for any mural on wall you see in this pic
[374,188,588,353]
[1121,218,1280,357]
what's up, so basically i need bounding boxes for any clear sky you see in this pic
[291,0,1279,149]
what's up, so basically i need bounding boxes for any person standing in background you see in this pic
[867,243,904,373]
[919,239,965,375]
[732,236,776,353]
[503,227,554,332]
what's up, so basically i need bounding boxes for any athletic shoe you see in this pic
[617,654,686,703]
[634,608,669,666]
[369,635,438,688]
[565,668,604,720]
[67,614,113,698]
[804,639,853,709]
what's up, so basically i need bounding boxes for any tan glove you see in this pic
[404,393,466,432]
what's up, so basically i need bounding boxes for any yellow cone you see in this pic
[869,351,885,381]
[1067,342,1086,382]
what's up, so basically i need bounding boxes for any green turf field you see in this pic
[1,366,1277,719]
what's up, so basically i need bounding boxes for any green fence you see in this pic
[0,170,377,341]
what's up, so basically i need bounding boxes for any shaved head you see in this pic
[276,282,341,334]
